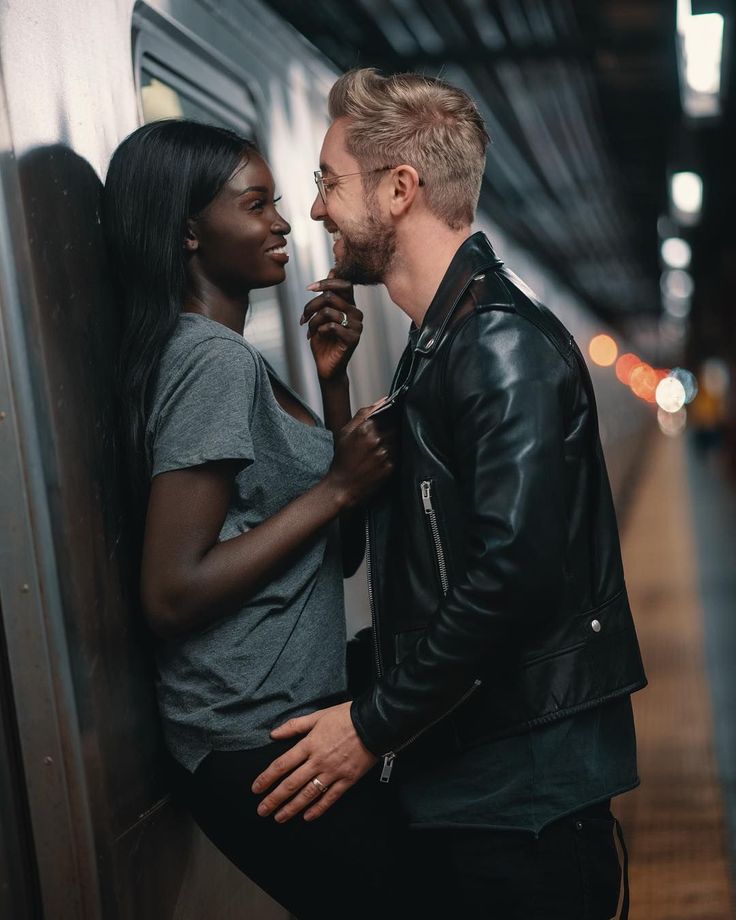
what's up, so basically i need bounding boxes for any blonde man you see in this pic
[253,68,645,919]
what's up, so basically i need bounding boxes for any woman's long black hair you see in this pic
[103,119,256,518]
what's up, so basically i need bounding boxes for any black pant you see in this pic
[410,800,625,920]
[174,739,419,920]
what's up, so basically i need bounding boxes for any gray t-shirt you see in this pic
[146,312,346,771]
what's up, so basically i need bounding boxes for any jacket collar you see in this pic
[415,231,505,356]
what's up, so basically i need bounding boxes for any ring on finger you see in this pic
[339,311,349,328]
[311,778,328,794]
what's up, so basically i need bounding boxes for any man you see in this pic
[252,68,646,918]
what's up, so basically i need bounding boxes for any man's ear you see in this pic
[388,165,422,217]
[184,219,199,253]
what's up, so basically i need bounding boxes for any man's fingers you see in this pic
[303,779,351,821]
[270,712,319,739]
[256,761,319,817]
[251,739,309,793]
[271,774,335,823]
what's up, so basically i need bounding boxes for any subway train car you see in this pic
[0,1,650,918]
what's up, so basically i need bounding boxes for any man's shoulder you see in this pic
[446,274,575,375]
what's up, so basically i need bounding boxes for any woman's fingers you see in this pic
[301,291,362,326]
[306,305,362,340]
[306,277,356,304]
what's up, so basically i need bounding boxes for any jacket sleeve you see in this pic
[351,310,573,755]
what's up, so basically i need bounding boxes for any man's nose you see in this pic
[310,192,326,222]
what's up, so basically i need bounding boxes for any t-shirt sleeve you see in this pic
[151,337,257,478]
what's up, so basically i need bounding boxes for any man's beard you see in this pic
[334,211,396,285]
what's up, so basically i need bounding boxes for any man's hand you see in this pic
[251,702,378,822]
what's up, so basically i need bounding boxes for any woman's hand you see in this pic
[301,272,363,383]
[326,403,395,508]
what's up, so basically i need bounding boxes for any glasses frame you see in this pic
[313,165,424,204]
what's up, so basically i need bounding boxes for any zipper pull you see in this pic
[420,480,432,513]
[380,753,395,783]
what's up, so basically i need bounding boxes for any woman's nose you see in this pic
[273,214,291,235]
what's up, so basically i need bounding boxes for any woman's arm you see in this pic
[141,408,392,639]
[303,276,369,575]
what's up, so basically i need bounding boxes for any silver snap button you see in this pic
[591,619,601,633]
[426,337,435,349]
[575,821,583,831]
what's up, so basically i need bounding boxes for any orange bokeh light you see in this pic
[616,353,641,386]
[589,334,618,367]
[629,363,658,402]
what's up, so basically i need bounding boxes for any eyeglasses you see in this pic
[313,166,424,204]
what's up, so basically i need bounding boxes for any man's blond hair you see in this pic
[328,68,489,230]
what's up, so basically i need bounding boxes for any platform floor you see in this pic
[613,433,735,920]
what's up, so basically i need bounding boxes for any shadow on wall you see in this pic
[15,143,192,917]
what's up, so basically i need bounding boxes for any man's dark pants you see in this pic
[412,799,624,920]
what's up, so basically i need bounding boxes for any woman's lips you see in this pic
[266,246,289,264]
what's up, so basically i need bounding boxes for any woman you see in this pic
[103,120,406,919]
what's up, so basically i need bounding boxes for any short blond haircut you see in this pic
[328,68,489,230]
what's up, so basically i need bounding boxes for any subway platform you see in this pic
[614,431,736,920]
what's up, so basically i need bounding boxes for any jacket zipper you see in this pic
[380,678,483,782]
[421,480,450,595]
[365,515,383,679]
[379,481,482,782]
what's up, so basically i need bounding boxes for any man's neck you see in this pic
[383,219,472,328]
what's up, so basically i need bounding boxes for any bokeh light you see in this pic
[616,353,641,385]
[656,376,687,413]
[660,237,692,269]
[702,357,730,398]
[670,367,698,404]
[589,334,618,367]
[630,363,658,402]
[658,407,687,437]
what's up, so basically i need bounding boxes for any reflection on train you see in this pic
[0,1,653,918]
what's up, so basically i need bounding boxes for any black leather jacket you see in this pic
[350,233,646,772]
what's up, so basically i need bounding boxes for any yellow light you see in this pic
[589,335,618,367]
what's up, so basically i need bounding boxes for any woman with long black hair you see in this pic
[103,120,407,919]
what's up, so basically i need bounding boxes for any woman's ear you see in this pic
[184,219,199,253]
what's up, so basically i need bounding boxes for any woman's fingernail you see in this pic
[257,803,267,815]
[306,283,319,291]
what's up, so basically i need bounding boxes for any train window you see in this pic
[132,4,291,381]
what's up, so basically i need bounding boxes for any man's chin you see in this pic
[334,255,384,286]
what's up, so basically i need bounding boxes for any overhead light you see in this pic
[676,0,725,118]
[661,237,692,269]
[670,171,703,224]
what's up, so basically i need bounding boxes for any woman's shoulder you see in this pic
[163,314,262,371]
[152,315,263,408]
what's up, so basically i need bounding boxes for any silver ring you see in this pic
[311,778,328,794]
[339,311,349,328]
